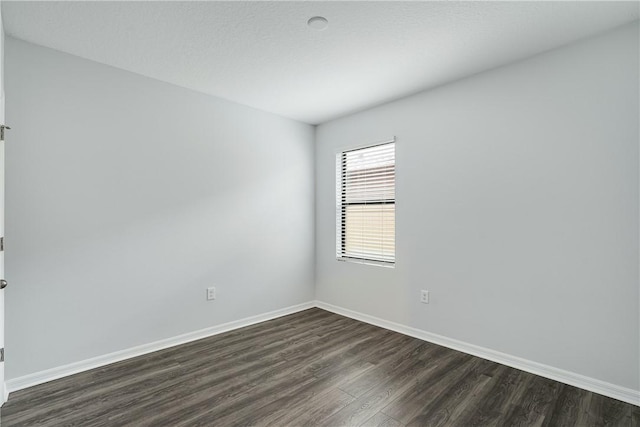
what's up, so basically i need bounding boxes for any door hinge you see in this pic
[1,237,4,251]
[0,125,10,141]
[1,348,4,363]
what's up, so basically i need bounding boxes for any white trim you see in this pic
[5,301,314,395]
[334,136,396,156]
[314,300,640,407]
[5,300,639,408]
[336,257,395,269]
[2,382,7,405]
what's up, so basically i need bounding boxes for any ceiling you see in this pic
[2,1,638,125]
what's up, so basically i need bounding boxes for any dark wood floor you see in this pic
[2,308,638,426]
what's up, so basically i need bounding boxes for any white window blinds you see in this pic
[336,141,395,266]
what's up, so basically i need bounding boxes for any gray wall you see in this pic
[315,22,639,391]
[5,38,315,379]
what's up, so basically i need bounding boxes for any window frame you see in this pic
[336,138,396,268]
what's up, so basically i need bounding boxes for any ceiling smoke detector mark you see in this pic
[307,16,328,31]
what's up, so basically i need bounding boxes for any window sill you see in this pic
[337,257,395,269]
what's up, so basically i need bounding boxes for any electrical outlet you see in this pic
[420,290,429,304]
[207,287,216,301]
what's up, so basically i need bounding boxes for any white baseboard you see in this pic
[5,299,639,408]
[314,300,640,407]
[5,301,315,395]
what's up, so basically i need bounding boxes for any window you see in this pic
[336,140,395,266]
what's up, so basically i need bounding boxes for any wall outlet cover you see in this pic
[420,290,429,304]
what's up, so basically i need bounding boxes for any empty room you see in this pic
[0,1,638,426]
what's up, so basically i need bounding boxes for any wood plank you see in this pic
[583,392,634,427]
[541,384,591,427]
[338,340,442,399]
[360,411,404,427]
[320,343,452,426]
[449,364,535,426]
[500,375,563,426]
[128,318,376,426]
[378,350,480,424]
[404,369,494,426]
[259,383,357,426]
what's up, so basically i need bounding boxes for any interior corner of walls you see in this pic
[311,124,319,301]
[6,40,319,383]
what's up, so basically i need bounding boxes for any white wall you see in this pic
[316,22,639,391]
[0,3,6,401]
[4,38,315,380]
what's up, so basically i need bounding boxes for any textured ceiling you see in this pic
[2,1,639,124]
